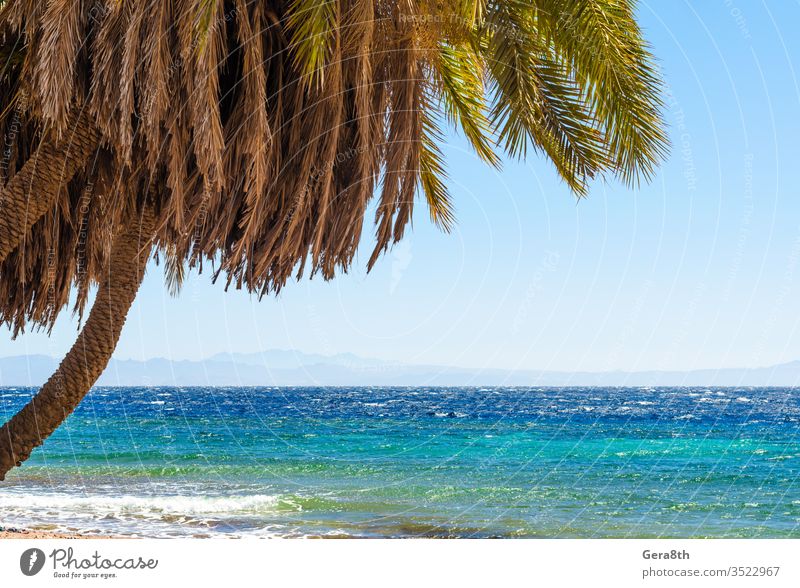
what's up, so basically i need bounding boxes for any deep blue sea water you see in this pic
[1,386,799,538]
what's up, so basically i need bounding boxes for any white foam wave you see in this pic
[0,491,282,516]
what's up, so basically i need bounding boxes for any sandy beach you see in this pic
[0,527,105,539]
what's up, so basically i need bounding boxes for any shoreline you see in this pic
[0,526,112,539]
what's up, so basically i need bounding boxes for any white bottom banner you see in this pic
[1,539,797,587]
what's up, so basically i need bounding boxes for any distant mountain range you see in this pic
[1,350,799,387]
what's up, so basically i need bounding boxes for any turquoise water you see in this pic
[1,386,799,537]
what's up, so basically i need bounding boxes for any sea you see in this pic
[1,386,799,538]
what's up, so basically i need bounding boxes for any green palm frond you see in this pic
[450,0,488,31]
[419,88,456,231]
[286,0,338,87]
[432,43,501,169]
[480,1,609,194]
[532,0,669,184]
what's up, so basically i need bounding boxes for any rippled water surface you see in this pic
[1,386,799,537]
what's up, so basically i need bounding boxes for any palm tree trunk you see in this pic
[0,207,155,480]
[0,110,100,262]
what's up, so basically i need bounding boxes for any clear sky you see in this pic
[3,1,800,373]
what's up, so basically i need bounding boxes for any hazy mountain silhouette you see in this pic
[1,351,799,387]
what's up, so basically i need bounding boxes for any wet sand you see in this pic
[0,527,110,539]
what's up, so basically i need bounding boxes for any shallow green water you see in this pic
[1,386,798,537]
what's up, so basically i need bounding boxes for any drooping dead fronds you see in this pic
[0,0,668,335]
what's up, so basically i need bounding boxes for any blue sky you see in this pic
[3,1,800,372]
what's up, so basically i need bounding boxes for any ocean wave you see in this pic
[0,491,284,516]
[430,411,467,418]
[0,489,307,538]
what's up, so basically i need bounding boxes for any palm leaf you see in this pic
[286,0,338,87]
[419,87,455,231]
[532,0,669,184]
[432,43,500,169]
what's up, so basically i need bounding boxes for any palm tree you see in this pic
[0,0,668,480]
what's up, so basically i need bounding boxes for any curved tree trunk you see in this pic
[0,109,100,262]
[0,207,155,480]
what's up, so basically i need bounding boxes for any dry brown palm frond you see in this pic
[34,0,84,134]
[0,0,667,334]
